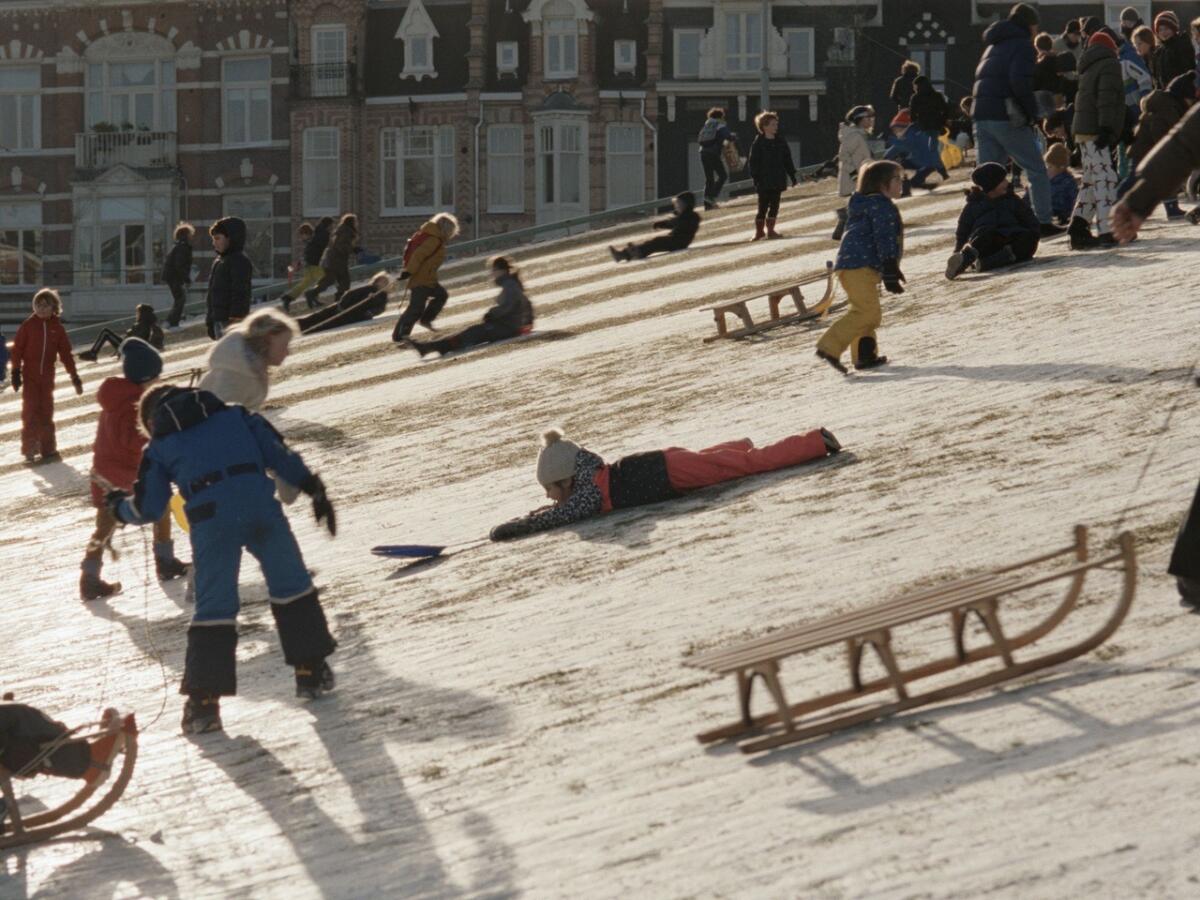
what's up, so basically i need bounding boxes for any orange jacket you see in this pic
[405,221,447,289]
[11,314,78,383]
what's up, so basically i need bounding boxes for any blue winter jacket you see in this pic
[1048,170,1079,222]
[836,192,903,272]
[973,19,1038,123]
[1119,40,1153,107]
[115,388,312,528]
[954,185,1041,251]
[885,127,941,170]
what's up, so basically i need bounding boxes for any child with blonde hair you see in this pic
[393,212,460,340]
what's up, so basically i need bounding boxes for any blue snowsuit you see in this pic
[115,388,335,696]
[835,192,904,272]
[885,128,941,184]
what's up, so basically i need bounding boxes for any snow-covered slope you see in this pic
[3,177,1198,899]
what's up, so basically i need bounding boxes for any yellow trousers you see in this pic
[285,265,325,300]
[817,268,882,365]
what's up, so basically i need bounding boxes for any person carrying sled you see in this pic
[816,160,904,375]
[10,289,82,464]
[78,303,165,362]
[490,426,841,541]
[945,162,1041,279]
[297,272,392,335]
[392,212,459,340]
[1113,97,1200,240]
[205,217,253,341]
[108,384,338,733]
[308,213,360,307]
[162,222,194,329]
[283,217,333,313]
[80,337,188,601]
[609,192,700,262]
[834,105,875,241]
[402,256,532,358]
[746,111,797,241]
[1068,31,1125,249]
[698,107,737,210]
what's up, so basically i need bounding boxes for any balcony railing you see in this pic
[75,131,177,170]
[291,62,357,99]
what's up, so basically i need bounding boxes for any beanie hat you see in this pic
[1044,142,1071,169]
[890,108,911,128]
[1064,19,1082,35]
[120,337,163,385]
[1167,72,1196,104]
[1120,6,1142,24]
[846,104,875,123]
[1154,11,1180,34]
[1008,3,1039,29]
[1087,31,1117,52]
[971,162,1008,194]
[1081,16,1103,36]
[536,428,580,487]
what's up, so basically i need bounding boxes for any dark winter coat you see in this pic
[205,217,253,330]
[1169,477,1200,579]
[1151,33,1195,90]
[835,191,903,272]
[909,83,951,135]
[651,193,701,248]
[890,72,917,108]
[297,284,390,334]
[1129,89,1185,164]
[0,702,89,779]
[304,220,332,267]
[697,117,735,154]
[1073,45,1126,138]
[954,184,1040,252]
[481,273,534,333]
[320,222,359,273]
[973,19,1039,124]
[90,376,149,506]
[127,305,164,351]
[1125,102,1200,215]
[1033,53,1064,94]
[161,238,193,286]
[747,134,797,191]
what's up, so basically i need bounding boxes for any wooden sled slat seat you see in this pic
[702,261,837,343]
[685,526,1137,754]
[0,711,138,849]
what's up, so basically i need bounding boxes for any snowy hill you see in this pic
[3,177,1199,899]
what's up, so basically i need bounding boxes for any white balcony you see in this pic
[75,131,177,170]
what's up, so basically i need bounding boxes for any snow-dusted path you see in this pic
[3,178,1199,899]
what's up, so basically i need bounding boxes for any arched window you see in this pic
[543,0,578,80]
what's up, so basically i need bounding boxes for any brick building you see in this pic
[0,0,292,323]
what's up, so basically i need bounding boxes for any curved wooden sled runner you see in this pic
[0,711,138,849]
[685,526,1136,753]
[702,261,839,343]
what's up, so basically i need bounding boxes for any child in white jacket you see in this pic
[835,105,876,240]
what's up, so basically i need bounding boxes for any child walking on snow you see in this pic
[162,222,194,329]
[747,110,797,241]
[393,213,459,340]
[11,289,82,464]
[109,384,338,733]
[945,162,1041,279]
[834,105,875,241]
[80,337,188,600]
[283,218,333,313]
[816,160,905,375]
[1068,32,1125,249]
[489,427,841,541]
[609,192,700,261]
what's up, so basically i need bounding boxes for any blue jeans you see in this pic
[974,119,1052,224]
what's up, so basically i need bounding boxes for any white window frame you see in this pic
[86,59,176,133]
[302,127,340,217]
[614,39,637,74]
[605,124,644,209]
[0,202,42,287]
[535,116,588,223]
[380,125,456,217]
[544,7,579,80]
[406,35,434,76]
[907,46,947,95]
[0,66,41,150]
[396,0,440,80]
[487,124,525,213]
[223,192,275,281]
[310,24,348,97]
[497,41,519,75]
[724,10,762,76]
[782,27,814,78]
[222,56,272,147]
[674,28,703,79]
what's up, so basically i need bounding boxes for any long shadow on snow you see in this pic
[854,363,1189,386]
[184,610,517,898]
[745,661,1200,817]
[5,834,179,900]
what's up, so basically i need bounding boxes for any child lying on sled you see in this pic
[489,426,842,540]
[0,701,124,785]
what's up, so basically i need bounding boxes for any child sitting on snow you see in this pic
[833,105,875,241]
[403,256,532,358]
[1037,142,1080,225]
[946,162,1042,280]
[80,337,188,601]
[0,702,125,786]
[490,427,841,541]
[78,303,165,362]
[609,192,700,262]
[297,272,392,335]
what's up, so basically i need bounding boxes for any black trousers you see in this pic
[166,281,188,326]
[756,189,783,219]
[306,265,350,306]
[968,228,1039,263]
[85,329,123,357]
[298,303,371,335]
[417,321,518,356]
[701,151,726,202]
[628,235,689,259]
[393,284,449,340]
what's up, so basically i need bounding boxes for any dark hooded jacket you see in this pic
[1073,44,1126,138]
[973,19,1039,123]
[747,132,797,190]
[909,79,951,135]
[205,216,253,334]
[954,184,1041,251]
[651,193,701,248]
[161,237,193,285]
[1151,32,1195,90]
[304,219,333,267]
[1130,88,1186,163]
[0,702,90,779]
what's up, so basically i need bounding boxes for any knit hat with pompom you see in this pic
[536,428,581,486]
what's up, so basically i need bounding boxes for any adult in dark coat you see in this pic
[1150,12,1195,90]
[161,223,194,327]
[747,111,798,239]
[204,217,253,340]
[889,61,920,110]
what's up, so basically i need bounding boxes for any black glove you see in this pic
[104,489,130,522]
[490,519,528,541]
[301,474,336,536]
[1093,128,1115,151]
[399,270,410,280]
[790,177,799,187]
[881,259,906,295]
[71,374,83,396]
[11,369,20,392]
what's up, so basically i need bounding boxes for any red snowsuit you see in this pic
[11,314,78,458]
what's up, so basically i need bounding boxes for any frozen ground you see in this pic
[2,177,1199,899]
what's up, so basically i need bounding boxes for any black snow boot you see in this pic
[945,245,979,280]
[854,336,889,370]
[295,660,335,700]
[1098,232,1118,246]
[80,573,120,602]
[976,245,1017,272]
[900,179,913,198]
[820,428,842,455]
[608,245,629,263]
[181,695,222,735]
[1179,577,1200,612]
[157,557,190,581]
[78,348,99,363]
[831,207,848,241]
[1068,216,1100,250]
[1039,222,1066,238]
[815,349,849,375]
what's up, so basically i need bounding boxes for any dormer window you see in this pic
[544,0,578,80]
[497,41,519,76]
[395,0,440,81]
[614,39,636,74]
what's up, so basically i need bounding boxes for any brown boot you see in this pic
[751,218,766,242]
[766,217,782,239]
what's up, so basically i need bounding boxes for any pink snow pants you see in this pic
[662,430,828,492]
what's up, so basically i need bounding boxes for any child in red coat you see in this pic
[80,338,188,600]
[11,289,82,463]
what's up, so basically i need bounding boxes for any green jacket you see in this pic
[1073,45,1125,139]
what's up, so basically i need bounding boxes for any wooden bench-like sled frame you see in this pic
[685,526,1136,754]
[703,262,837,343]
[0,712,138,849]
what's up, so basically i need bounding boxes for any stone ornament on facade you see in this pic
[521,0,594,36]
[214,30,276,53]
[0,39,44,61]
[898,13,955,49]
[395,0,440,81]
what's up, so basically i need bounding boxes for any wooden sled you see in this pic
[685,526,1136,753]
[702,262,836,343]
[0,710,138,849]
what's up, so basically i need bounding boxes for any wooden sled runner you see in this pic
[703,262,836,343]
[685,526,1136,754]
[0,710,138,849]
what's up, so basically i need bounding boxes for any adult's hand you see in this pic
[1110,200,1145,243]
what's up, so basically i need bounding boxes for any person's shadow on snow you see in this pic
[28,458,88,499]
[854,363,1189,386]
[4,833,179,900]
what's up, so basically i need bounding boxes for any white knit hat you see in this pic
[536,428,580,486]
